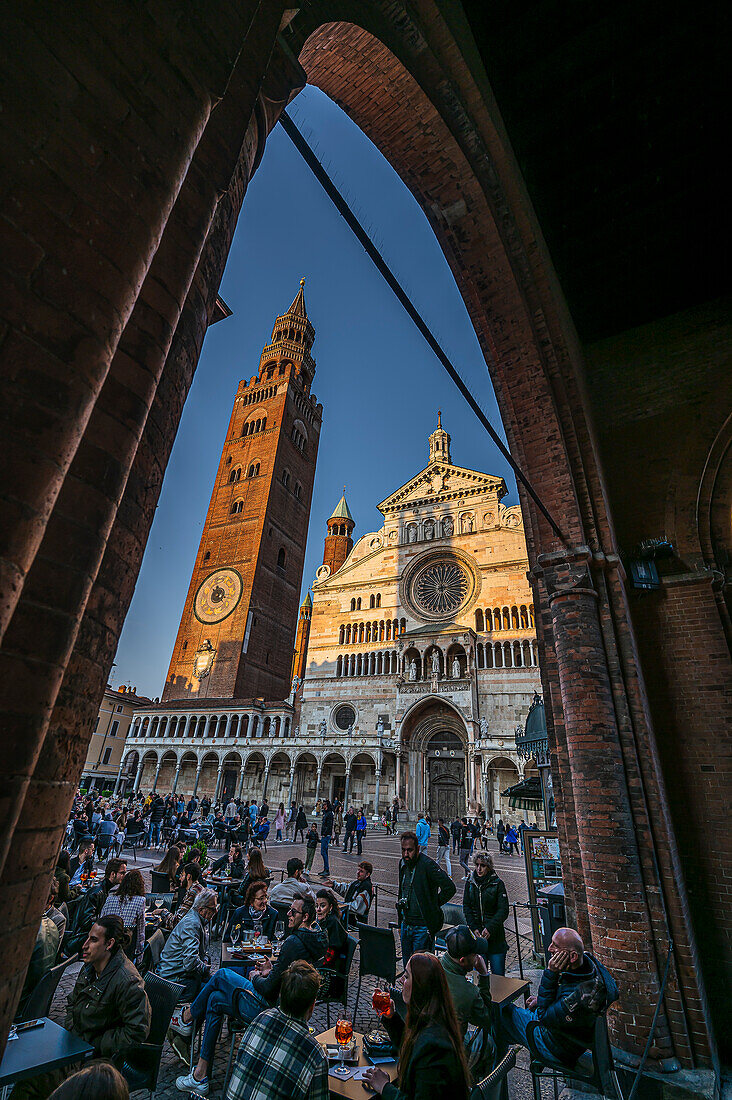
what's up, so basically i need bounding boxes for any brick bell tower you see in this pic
[322,491,355,576]
[291,591,312,684]
[163,280,322,702]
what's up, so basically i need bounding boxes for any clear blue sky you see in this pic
[113,86,517,699]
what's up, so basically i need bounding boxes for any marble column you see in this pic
[237,768,246,799]
[314,766,323,807]
[287,768,295,807]
[152,760,162,792]
[113,762,124,796]
[171,765,181,794]
[262,766,270,800]
[192,764,203,796]
[214,766,223,801]
[343,770,351,807]
[133,761,143,793]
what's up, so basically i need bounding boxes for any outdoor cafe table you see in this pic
[316,1027,397,1100]
[489,974,530,1005]
[220,940,282,971]
[0,1019,94,1099]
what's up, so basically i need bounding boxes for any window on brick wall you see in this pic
[110,720,119,737]
[102,747,112,765]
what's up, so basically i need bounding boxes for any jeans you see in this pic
[147,821,161,847]
[320,835,331,874]
[436,845,452,876]
[459,848,471,875]
[499,1004,592,1072]
[356,830,364,855]
[472,936,507,975]
[276,828,282,841]
[190,968,266,1067]
[400,923,434,963]
[305,845,316,870]
[344,831,354,852]
[419,844,428,856]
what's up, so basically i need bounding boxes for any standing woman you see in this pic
[295,805,308,843]
[364,952,470,1099]
[275,803,286,843]
[462,852,510,974]
[355,810,367,855]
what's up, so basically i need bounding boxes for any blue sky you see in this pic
[113,86,517,699]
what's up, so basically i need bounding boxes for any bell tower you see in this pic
[291,591,312,684]
[163,281,323,702]
[323,491,355,576]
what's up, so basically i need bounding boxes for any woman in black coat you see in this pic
[363,952,470,1100]
[294,805,308,843]
[316,888,349,996]
[462,851,509,974]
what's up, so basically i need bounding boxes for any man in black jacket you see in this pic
[397,831,455,962]
[342,806,357,852]
[319,800,334,876]
[67,857,127,954]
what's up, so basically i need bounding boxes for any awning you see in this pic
[501,776,543,809]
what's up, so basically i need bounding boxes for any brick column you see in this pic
[537,553,673,1060]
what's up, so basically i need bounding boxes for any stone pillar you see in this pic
[343,770,351,807]
[223,713,232,739]
[262,766,270,800]
[113,762,124,796]
[133,761,144,794]
[288,768,296,807]
[152,760,162,792]
[374,770,381,817]
[171,765,181,795]
[192,764,203,796]
[214,766,223,801]
[237,768,246,799]
[314,766,323,806]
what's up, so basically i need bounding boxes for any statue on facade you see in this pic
[431,650,440,677]
[408,659,418,681]
[443,515,454,536]
[318,718,327,736]
[424,519,434,540]
[479,716,489,738]
[407,524,417,542]
[347,723,354,737]
[452,655,461,679]
[294,725,300,737]
[376,716,384,734]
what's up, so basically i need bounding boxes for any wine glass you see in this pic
[372,982,391,1017]
[231,922,241,948]
[274,920,285,952]
[333,1016,353,1078]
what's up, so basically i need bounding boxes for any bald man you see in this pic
[497,927,617,1070]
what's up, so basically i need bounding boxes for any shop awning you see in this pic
[502,776,543,809]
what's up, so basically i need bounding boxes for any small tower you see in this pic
[323,491,355,576]
[291,591,312,684]
[428,410,452,465]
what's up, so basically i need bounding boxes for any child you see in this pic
[304,821,320,872]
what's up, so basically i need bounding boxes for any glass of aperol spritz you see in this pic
[333,1016,353,1078]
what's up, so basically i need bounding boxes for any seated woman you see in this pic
[316,888,349,997]
[153,844,181,889]
[231,846,269,904]
[364,952,471,1100]
[55,849,81,904]
[229,880,278,941]
[100,868,147,969]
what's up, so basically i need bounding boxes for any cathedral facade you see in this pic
[297,417,542,819]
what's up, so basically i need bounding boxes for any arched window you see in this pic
[336,655,343,677]
[356,598,362,611]
[203,551,210,562]
[369,594,375,609]
[230,500,243,514]
[400,618,406,633]
[339,625,345,644]
[376,593,381,607]
[261,416,267,431]
[486,609,493,631]
[282,469,290,488]
[494,608,501,631]
[475,608,484,632]
[502,607,510,630]
[277,547,287,569]
[294,482,302,500]
[247,463,260,477]
[511,606,520,630]
[520,605,529,628]
[350,598,356,611]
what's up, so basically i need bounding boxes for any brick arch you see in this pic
[0,1,720,1067]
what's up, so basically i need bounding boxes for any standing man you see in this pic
[416,812,430,856]
[436,818,452,877]
[397,831,455,962]
[355,810,367,855]
[343,806,357,852]
[319,800,333,877]
[496,819,506,854]
[147,793,165,848]
[458,817,474,878]
[225,797,238,829]
[451,816,462,855]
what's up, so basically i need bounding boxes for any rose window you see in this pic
[413,560,468,617]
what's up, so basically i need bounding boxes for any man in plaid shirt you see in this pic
[226,960,328,1100]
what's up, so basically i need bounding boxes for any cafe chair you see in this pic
[18,953,79,1022]
[470,1046,518,1100]
[316,936,357,1028]
[212,821,229,849]
[119,973,183,1099]
[526,1015,622,1100]
[270,901,291,930]
[95,833,116,861]
[119,830,146,862]
[150,870,172,893]
[140,929,165,976]
[353,924,397,1023]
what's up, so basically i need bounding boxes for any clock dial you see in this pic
[194,568,243,624]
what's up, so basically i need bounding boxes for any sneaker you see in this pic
[169,1032,191,1066]
[169,1008,193,1037]
[175,1071,209,1096]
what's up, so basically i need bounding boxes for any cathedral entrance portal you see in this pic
[427,731,465,821]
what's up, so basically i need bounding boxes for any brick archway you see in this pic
[0,2,726,1070]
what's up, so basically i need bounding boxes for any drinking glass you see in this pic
[372,982,391,1016]
[231,923,241,947]
[274,921,285,950]
[333,1016,353,1078]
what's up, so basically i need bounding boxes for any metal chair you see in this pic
[119,973,183,1099]
[353,924,397,1022]
[318,935,357,1028]
[526,1014,622,1100]
[150,870,172,893]
[119,830,146,862]
[18,954,79,1021]
[140,928,165,976]
[95,833,116,861]
[470,1046,518,1100]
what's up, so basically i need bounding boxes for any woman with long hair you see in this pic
[364,952,470,1099]
[275,802,286,842]
[154,844,181,888]
[49,1061,129,1100]
[316,888,348,995]
[100,868,147,967]
[231,844,269,905]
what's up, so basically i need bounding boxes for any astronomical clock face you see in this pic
[194,568,243,624]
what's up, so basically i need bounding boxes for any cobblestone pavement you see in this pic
[50,828,554,1099]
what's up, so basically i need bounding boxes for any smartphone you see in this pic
[15,1019,45,1032]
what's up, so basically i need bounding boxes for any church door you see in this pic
[427,732,466,820]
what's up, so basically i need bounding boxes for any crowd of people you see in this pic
[11,784,616,1100]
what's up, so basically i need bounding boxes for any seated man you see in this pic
[441,926,494,1038]
[225,960,328,1100]
[326,861,373,926]
[12,916,151,1099]
[44,879,67,939]
[69,839,96,883]
[172,896,326,1097]
[497,927,618,1070]
[16,915,60,1019]
[67,857,127,955]
[169,861,204,928]
[268,857,313,907]
[158,889,217,1003]
[229,881,278,941]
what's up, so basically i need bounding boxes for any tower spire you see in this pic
[428,412,451,465]
[323,490,355,575]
